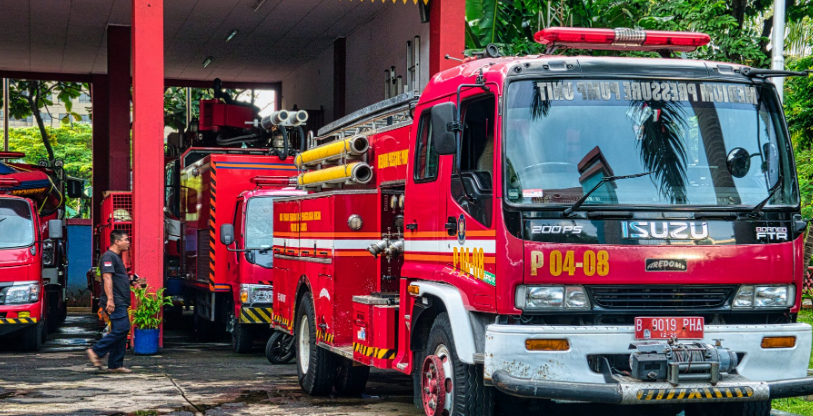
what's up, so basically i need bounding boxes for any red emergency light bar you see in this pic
[0,152,26,159]
[252,176,295,186]
[0,178,21,187]
[534,27,710,52]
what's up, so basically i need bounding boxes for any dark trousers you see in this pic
[92,315,130,369]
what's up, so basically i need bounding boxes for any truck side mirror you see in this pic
[48,220,63,239]
[431,102,459,156]
[220,223,235,246]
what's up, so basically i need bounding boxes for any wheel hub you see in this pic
[298,318,310,374]
[421,355,447,416]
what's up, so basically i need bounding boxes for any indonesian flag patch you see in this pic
[104,262,112,267]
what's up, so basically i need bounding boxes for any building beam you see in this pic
[90,74,110,229]
[429,0,465,76]
[107,25,131,193]
[131,0,164,296]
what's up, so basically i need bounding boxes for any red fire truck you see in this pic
[163,85,309,352]
[252,28,813,415]
[0,152,72,351]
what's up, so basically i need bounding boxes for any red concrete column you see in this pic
[429,0,465,76]
[107,25,131,192]
[131,0,164,292]
[91,74,109,231]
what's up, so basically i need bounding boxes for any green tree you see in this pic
[6,125,93,218]
[1,81,87,164]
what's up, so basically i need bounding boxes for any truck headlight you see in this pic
[239,284,273,305]
[42,240,55,266]
[733,285,795,309]
[3,282,41,304]
[516,285,590,311]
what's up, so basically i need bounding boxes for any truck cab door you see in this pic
[442,92,498,308]
[403,101,448,280]
[229,199,246,283]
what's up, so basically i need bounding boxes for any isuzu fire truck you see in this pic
[163,85,308,352]
[249,28,813,415]
[0,152,71,351]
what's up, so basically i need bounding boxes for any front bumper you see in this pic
[485,323,813,404]
[239,306,274,324]
[493,371,813,404]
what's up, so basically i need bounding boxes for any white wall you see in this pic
[280,46,334,121]
[344,5,429,115]
[280,4,430,125]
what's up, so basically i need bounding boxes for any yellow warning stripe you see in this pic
[239,307,274,324]
[315,329,335,344]
[272,314,291,328]
[353,342,396,359]
[0,318,38,324]
[636,387,754,401]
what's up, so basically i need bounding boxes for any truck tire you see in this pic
[20,322,44,352]
[296,293,336,395]
[334,356,369,396]
[266,331,295,364]
[194,313,214,342]
[231,322,254,353]
[686,400,771,416]
[419,312,493,416]
[46,295,60,333]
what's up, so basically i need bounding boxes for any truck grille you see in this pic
[588,285,736,310]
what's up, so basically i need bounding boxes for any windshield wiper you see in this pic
[747,175,783,218]
[563,171,655,217]
[740,68,811,78]
[0,218,5,224]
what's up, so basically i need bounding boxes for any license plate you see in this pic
[634,317,704,340]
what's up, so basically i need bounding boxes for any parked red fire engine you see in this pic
[162,82,308,352]
[0,152,74,351]
[219,28,813,415]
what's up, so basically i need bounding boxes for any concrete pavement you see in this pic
[0,312,418,416]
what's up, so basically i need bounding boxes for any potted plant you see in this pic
[130,286,172,355]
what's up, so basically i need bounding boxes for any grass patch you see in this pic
[771,308,813,415]
[773,396,813,415]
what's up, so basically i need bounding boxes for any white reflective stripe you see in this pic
[298,239,334,249]
[406,239,496,254]
[275,238,381,251]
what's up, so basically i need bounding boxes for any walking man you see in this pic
[87,230,140,373]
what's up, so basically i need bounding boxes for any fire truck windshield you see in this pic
[245,196,274,268]
[0,198,35,249]
[503,79,797,209]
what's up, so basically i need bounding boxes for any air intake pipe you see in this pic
[294,136,369,168]
[296,162,373,187]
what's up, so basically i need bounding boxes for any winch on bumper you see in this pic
[484,323,813,404]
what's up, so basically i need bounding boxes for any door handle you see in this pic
[444,217,457,236]
[406,222,418,231]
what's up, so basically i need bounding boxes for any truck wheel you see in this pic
[420,312,493,416]
[20,322,44,352]
[193,313,214,342]
[231,322,254,353]
[686,401,770,416]
[334,356,369,396]
[46,296,60,333]
[59,301,67,324]
[266,331,295,364]
[296,293,336,395]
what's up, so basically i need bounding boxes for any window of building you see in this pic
[78,93,91,103]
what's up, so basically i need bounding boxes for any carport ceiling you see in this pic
[0,0,404,83]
